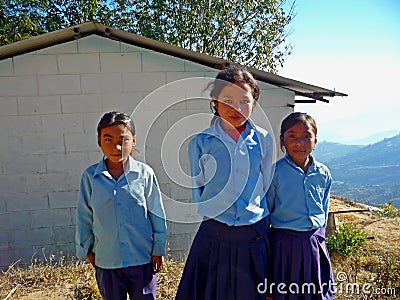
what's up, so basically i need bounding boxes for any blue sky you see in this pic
[278,0,400,144]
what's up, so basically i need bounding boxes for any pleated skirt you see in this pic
[268,227,335,300]
[175,218,270,300]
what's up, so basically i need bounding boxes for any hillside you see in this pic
[314,134,400,207]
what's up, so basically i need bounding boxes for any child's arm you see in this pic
[145,170,167,262]
[188,138,204,203]
[151,255,164,273]
[323,172,333,226]
[75,171,95,264]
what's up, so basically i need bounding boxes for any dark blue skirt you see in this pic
[269,227,335,300]
[176,218,270,300]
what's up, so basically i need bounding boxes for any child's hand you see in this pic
[151,255,164,273]
[86,249,95,268]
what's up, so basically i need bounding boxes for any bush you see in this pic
[378,202,400,218]
[326,222,367,256]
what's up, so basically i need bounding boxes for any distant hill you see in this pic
[344,130,400,145]
[315,134,400,207]
[313,141,362,162]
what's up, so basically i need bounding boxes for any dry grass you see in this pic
[0,255,184,300]
[1,197,399,299]
[329,196,400,299]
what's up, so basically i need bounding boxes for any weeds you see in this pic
[378,202,400,218]
[327,222,367,256]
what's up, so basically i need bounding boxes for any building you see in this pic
[0,22,346,269]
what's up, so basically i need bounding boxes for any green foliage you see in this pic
[378,202,400,218]
[0,0,295,72]
[326,222,367,256]
[374,253,400,291]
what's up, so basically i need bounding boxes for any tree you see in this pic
[0,0,295,72]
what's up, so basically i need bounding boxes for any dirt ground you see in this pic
[4,196,399,299]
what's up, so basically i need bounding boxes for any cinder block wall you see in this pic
[0,35,294,268]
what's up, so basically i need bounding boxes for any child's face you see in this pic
[213,82,255,129]
[98,123,136,165]
[281,122,317,165]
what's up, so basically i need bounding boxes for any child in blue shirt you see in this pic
[176,66,274,299]
[75,111,167,300]
[267,112,334,299]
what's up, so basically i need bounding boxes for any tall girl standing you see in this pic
[176,65,274,300]
[267,112,334,299]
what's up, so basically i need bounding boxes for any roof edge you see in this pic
[0,21,347,101]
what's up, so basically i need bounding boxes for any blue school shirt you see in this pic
[75,156,167,269]
[188,119,274,226]
[267,154,332,231]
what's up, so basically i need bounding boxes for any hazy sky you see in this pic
[278,0,400,143]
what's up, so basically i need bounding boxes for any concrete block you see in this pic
[102,92,143,113]
[65,133,99,152]
[100,52,141,73]
[86,151,103,166]
[0,76,38,97]
[71,207,77,225]
[0,174,29,194]
[3,154,46,175]
[122,72,165,92]
[1,135,23,158]
[31,208,72,228]
[36,40,78,54]
[184,60,214,72]
[16,76,39,96]
[41,113,83,134]
[166,233,193,251]
[14,54,58,75]
[0,115,42,136]
[78,35,120,53]
[165,71,205,84]
[259,87,295,107]
[81,73,122,94]
[58,53,100,74]
[0,97,18,115]
[18,96,62,115]
[22,133,65,154]
[12,228,52,247]
[26,172,77,193]
[83,112,103,133]
[166,221,199,236]
[38,75,81,96]
[0,211,31,230]
[0,246,36,269]
[53,225,75,244]
[0,58,14,76]
[0,231,10,249]
[5,192,48,212]
[61,94,102,113]
[46,152,86,173]
[0,77,17,96]
[142,52,185,72]
[48,191,78,209]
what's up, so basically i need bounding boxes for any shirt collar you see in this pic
[213,118,256,139]
[93,155,140,177]
[284,154,318,173]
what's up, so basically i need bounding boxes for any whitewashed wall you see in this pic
[0,35,294,268]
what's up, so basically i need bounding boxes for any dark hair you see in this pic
[97,111,135,136]
[280,112,318,151]
[209,65,260,117]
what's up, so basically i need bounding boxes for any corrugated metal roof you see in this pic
[0,21,347,102]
